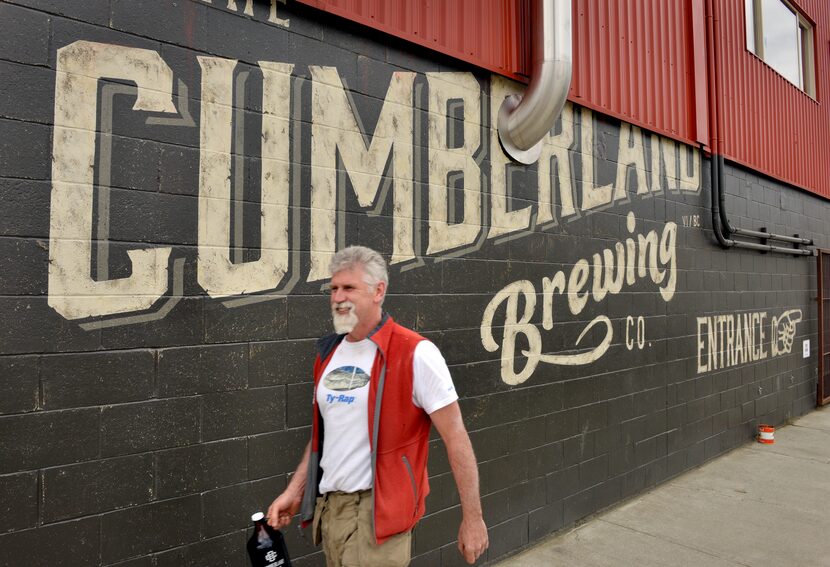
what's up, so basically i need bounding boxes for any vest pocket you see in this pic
[401,455,418,517]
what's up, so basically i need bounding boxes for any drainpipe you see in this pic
[498,0,572,165]
[705,0,814,257]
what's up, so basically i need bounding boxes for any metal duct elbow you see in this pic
[498,0,573,165]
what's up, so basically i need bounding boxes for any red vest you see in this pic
[301,315,432,544]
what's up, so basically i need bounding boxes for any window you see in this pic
[745,0,815,96]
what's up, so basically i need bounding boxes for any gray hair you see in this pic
[329,246,389,289]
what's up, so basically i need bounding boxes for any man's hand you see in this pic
[458,515,489,564]
[266,441,311,530]
[266,488,303,529]
[430,402,488,564]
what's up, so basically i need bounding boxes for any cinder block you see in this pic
[204,5,304,67]
[202,387,285,441]
[0,3,49,65]
[249,339,316,387]
[416,293,488,332]
[486,514,529,563]
[101,496,201,564]
[506,416,546,455]
[158,344,247,397]
[0,517,99,566]
[480,488,511,529]
[158,144,200,197]
[479,454,525,496]
[528,501,564,543]
[42,455,154,523]
[110,0,208,51]
[204,298,288,344]
[0,237,48,295]
[578,454,609,489]
[468,424,509,463]
[0,61,54,124]
[105,555,154,567]
[578,402,608,433]
[526,441,564,480]
[50,12,159,70]
[200,476,284,539]
[156,439,248,499]
[154,532,246,567]
[0,119,50,180]
[41,350,154,409]
[448,359,502,399]
[286,383,313,428]
[545,408,578,442]
[0,179,51,238]
[506,476,545,517]
[563,486,595,526]
[8,0,110,25]
[411,504,461,556]
[410,549,441,567]
[593,475,622,510]
[561,377,598,408]
[423,471,459,513]
[0,355,38,415]
[0,409,99,474]
[109,188,197,245]
[0,471,37,532]
[101,297,204,350]
[101,398,200,457]
[546,464,579,503]
[524,382,563,418]
[285,296,331,340]
[249,427,311,482]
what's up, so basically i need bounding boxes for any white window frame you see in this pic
[745,0,815,97]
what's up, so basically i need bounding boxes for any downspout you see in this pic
[497,0,572,165]
[705,0,814,256]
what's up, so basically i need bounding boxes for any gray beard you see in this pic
[332,303,359,334]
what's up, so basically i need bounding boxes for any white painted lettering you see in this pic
[49,41,175,319]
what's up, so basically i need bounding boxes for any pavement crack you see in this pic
[597,519,754,567]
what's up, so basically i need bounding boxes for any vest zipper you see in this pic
[401,454,418,517]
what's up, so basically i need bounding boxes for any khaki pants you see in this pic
[312,490,411,567]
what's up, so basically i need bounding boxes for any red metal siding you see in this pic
[295,0,530,81]
[569,0,701,147]
[713,0,830,198]
[299,0,830,197]
[299,0,702,147]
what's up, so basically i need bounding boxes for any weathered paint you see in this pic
[45,41,700,323]
[0,2,823,566]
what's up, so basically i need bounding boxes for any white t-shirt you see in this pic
[316,339,458,494]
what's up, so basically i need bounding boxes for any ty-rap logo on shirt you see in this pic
[323,366,369,405]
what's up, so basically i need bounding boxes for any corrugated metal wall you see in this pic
[295,0,530,80]
[569,0,702,148]
[713,0,830,198]
[298,0,702,146]
[299,0,830,198]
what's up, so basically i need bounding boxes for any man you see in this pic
[267,246,488,566]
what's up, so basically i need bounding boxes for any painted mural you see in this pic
[47,40,701,385]
[1,1,819,565]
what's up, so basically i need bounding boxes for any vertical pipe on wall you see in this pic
[706,0,814,256]
[497,0,573,164]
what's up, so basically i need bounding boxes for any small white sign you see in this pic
[803,339,810,358]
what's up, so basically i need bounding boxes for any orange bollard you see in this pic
[757,424,775,444]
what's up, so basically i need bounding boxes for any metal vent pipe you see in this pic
[498,0,572,165]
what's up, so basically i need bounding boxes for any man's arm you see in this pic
[266,440,311,529]
[430,402,489,564]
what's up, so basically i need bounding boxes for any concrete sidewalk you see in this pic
[493,406,830,567]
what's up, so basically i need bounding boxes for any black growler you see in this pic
[248,512,292,567]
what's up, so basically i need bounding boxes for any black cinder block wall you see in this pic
[0,1,825,565]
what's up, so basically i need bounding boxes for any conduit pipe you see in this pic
[705,0,814,257]
[497,0,572,165]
